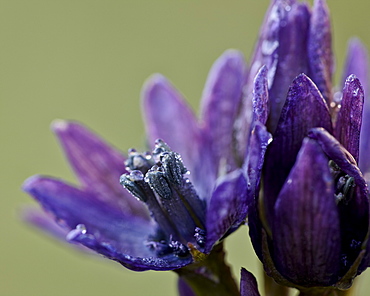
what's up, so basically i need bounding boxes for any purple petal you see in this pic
[334,75,364,163]
[273,138,340,286]
[142,74,200,170]
[307,0,333,105]
[308,128,365,188]
[244,121,272,194]
[200,50,246,174]
[22,207,70,241]
[308,128,370,274]
[252,65,269,125]
[69,231,192,271]
[52,120,146,217]
[178,278,196,296]
[240,268,261,296]
[263,74,333,226]
[22,176,192,270]
[343,39,370,174]
[244,122,272,261]
[141,75,213,199]
[205,170,248,252]
[342,38,369,91]
[246,1,310,132]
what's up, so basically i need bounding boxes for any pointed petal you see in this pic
[22,176,193,270]
[142,74,200,171]
[343,39,370,175]
[205,170,248,252]
[141,75,213,199]
[252,65,269,125]
[243,122,272,195]
[52,120,146,217]
[23,176,153,250]
[240,268,261,296]
[308,128,365,188]
[22,207,70,241]
[308,0,333,105]
[334,75,364,163]
[273,138,340,286]
[342,38,369,91]
[200,50,246,173]
[308,128,370,275]
[244,122,272,261]
[246,1,310,132]
[22,207,93,253]
[263,74,333,226]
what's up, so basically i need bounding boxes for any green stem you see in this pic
[175,243,239,296]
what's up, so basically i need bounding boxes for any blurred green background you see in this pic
[2,0,370,295]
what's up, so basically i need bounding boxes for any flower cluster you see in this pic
[22,0,370,295]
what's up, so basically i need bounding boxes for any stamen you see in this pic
[120,139,207,257]
[125,149,154,173]
[145,166,172,200]
[329,160,356,205]
[120,171,147,202]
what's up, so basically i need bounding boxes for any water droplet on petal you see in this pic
[66,224,87,241]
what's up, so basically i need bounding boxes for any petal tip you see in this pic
[219,49,245,63]
[51,119,70,133]
[141,74,174,106]
[142,73,168,92]
[22,175,42,193]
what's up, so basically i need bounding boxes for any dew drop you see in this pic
[66,224,87,241]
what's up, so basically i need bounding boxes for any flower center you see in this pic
[329,160,356,205]
[120,139,206,257]
[328,160,363,275]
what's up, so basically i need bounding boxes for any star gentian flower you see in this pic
[23,50,271,295]
[246,0,370,293]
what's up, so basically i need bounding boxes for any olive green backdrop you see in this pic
[1,1,370,295]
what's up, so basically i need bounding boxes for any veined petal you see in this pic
[308,128,370,275]
[263,74,332,226]
[244,122,272,260]
[23,176,153,248]
[334,75,364,163]
[240,268,261,296]
[308,0,333,105]
[273,138,340,286]
[22,176,193,270]
[342,38,369,91]
[52,120,146,217]
[205,170,248,252]
[22,207,70,241]
[308,128,364,187]
[200,50,246,174]
[70,232,192,271]
[343,39,370,176]
[246,0,310,133]
[22,207,93,253]
[142,74,200,170]
[252,65,269,126]
[141,75,212,198]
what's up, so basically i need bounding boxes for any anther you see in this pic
[120,171,147,202]
[145,166,172,200]
[125,149,154,173]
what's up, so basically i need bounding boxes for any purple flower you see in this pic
[23,49,270,275]
[247,0,370,291]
